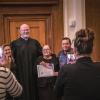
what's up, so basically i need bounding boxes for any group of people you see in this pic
[0,23,100,100]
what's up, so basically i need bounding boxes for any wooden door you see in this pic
[6,16,47,46]
[0,0,63,54]
[4,14,53,50]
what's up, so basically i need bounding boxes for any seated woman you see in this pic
[0,46,22,100]
[3,44,17,100]
[3,44,16,74]
[35,44,59,100]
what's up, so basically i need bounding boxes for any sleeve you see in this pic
[5,69,23,97]
[54,67,66,98]
[36,40,42,57]
[10,61,17,77]
[33,56,42,76]
[56,57,60,72]
[10,41,16,59]
[57,51,61,58]
[53,55,60,72]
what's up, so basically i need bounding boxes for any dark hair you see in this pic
[62,37,71,45]
[3,44,11,49]
[74,28,94,54]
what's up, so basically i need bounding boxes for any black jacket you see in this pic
[54,57,100,100]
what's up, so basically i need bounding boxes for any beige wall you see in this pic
[63,0,100,61]
[63,0,85,46]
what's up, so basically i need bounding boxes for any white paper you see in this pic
[37,63,54,78]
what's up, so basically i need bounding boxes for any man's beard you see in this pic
[21,34,29,40]
[63,48,71,53]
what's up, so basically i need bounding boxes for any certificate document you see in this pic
[37,63,54,78]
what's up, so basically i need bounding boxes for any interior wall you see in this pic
[0,0,63,54]
[63,0,85,46]
[86,0,100,61]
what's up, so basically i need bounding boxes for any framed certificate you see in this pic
[37,63,54,78]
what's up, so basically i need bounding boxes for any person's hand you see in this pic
[40,61,46,66]
[67,60,76,64]
[53,72,58,76]
[0,57,8,67]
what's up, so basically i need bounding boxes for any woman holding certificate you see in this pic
[35,45,60,100]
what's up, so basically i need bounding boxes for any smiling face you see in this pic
[42,45,51,57]
[20,24,30,40]
[3,45,12,58]
[62,39,71,51]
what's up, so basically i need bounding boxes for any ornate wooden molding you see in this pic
[0,1,58,5]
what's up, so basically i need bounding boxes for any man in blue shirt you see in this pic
[58,37,73,67]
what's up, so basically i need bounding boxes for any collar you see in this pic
[76,56,93,63]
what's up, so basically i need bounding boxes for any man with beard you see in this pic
[58,37,73,68]
[11,24,42,100]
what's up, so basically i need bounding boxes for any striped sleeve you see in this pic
[5,68,23,97]
[0,68,6,99]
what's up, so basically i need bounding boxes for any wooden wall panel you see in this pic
[51,0,63,53]
[4,15,50,46]
[0,0,58,5]
[86,0,100,61]
[0,15,5,44]
[0,0,58,2]
[0,0,63,54]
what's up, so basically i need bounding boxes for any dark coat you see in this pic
[54,57,100,100]
[34,54,60,100]
[11,37,42,100]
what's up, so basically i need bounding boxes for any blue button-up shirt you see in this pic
[58,49,73,68]
[58,51,68,68]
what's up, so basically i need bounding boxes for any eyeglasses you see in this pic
[43,49,50,51]
[20,28,30,31]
